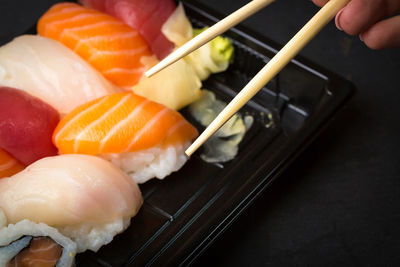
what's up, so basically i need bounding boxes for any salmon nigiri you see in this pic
[37,2,152,88]
[53,92,198,183]
[80,0,176,59]
[0,148,24,178]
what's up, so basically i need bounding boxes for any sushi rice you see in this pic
[59,216,131,253]
[102,142,190,184]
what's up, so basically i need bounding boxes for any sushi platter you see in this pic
[0,0,354,266]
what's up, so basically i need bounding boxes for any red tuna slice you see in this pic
[0,87,59,165]
[80,0,176,59]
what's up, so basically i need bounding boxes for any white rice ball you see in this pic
[102,142,190,184]
[59,217,131,253]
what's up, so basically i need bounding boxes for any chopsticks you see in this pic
[145,0,275,78]
[185,0,350,157]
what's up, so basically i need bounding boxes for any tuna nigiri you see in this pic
[53,92,198,183]
[37,2,152,88]
[0,154,143,253]
[0,148,24,179]
[0,35,118,114]
[0,86,59,166]
[80,0,176,59]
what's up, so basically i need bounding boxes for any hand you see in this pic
[312,0,400,49]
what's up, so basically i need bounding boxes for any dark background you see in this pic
[191,1,400,266]
[1,0,399,266]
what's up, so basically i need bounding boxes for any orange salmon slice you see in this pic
[37,2,152,88]
[53,92,198,154]
[7,237,62,267]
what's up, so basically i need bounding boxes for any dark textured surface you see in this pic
[190,0,400,266]
[1,0,399,266]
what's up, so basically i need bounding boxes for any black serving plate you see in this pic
[2,1,354,266]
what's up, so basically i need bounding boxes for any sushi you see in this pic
[0,0,239,264]
[5,237,64,266]
[0,154,143,257]
[79,0,176,59]
[0,218,77,267]
[0,148,24,179]
[0,35,118,114]
[37,2,152,88]
[0,86,59,166]
[79,1,234,109]
[53,92,198,183]
[76,0,202,110]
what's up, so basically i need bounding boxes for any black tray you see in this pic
[2,1,354,266]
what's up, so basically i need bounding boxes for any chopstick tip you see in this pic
[185,148,193,158]
[145,60,170,77]
[185,143,199,158]
[144,69,155,78]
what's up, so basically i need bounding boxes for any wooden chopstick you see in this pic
[145,0,275,77]
[185,0,350,157]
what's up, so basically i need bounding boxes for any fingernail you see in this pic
[359,34,363,42]
[335,9,344,31]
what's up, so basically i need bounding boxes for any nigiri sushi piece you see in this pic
[0,86,59,166]
[53,92,198,183]
[0,148,24,179]
[37,2,152,88]
[80,0,176,59]
[0,35,118,114]
[0,154,143,253]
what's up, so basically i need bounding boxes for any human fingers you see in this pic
[335,0,400,35]
[360,15,400,49]
[311,0,329,7]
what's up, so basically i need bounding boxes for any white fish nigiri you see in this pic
[0,35,119,114]
[0,154,142,252]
